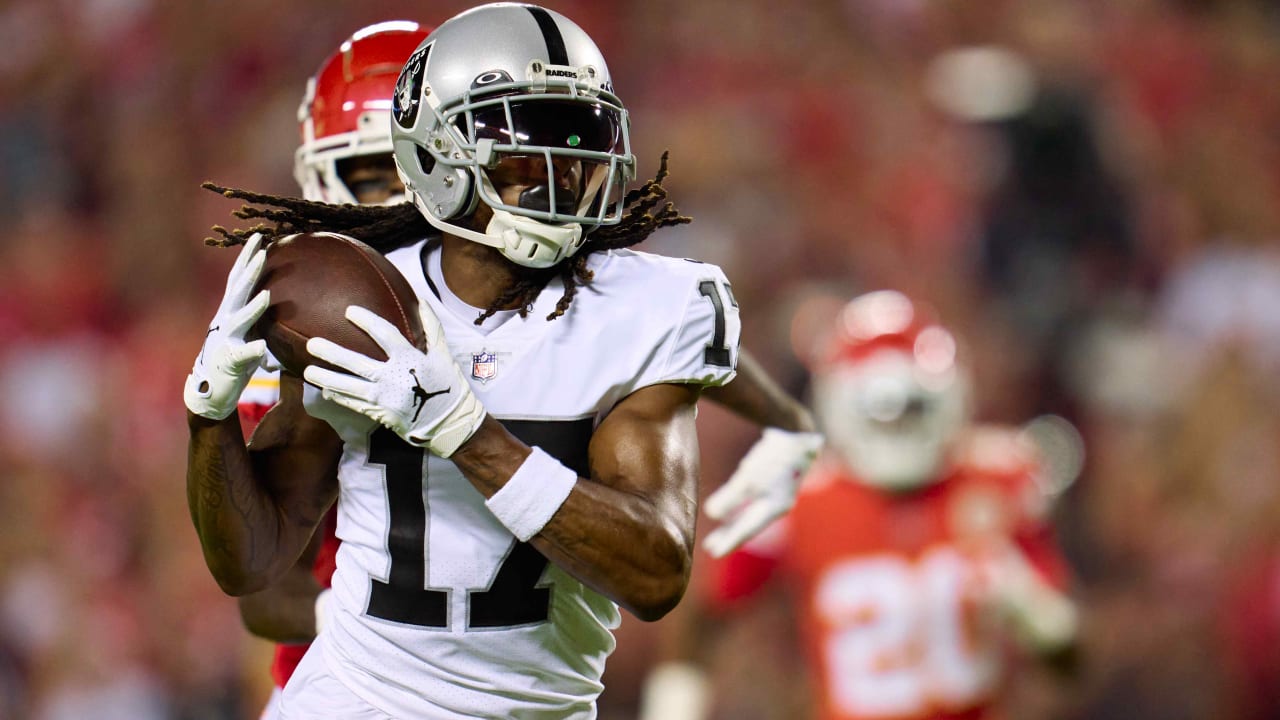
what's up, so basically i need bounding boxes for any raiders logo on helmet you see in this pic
[394,44,432,129]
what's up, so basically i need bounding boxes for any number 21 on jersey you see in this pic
[815,547,1001,718]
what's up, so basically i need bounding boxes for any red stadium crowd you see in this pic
[2,0,1280,717]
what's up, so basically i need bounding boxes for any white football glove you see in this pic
[184,233,270,420]
[302,304,486,458]
[702,428,824,558]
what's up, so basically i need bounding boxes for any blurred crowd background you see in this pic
[3,0,1280,717]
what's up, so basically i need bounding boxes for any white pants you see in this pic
[278,646,394,720]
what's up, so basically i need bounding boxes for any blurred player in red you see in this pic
[232,20,823,719]
[233,21,430,720]
[643,290,1079,720]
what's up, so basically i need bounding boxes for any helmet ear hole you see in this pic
[415,145,436,175]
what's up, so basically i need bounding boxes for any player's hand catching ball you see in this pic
[184,233,271,420]
[702,428,825,558]
[303,304,486,458]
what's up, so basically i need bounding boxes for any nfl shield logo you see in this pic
[471,351,497,383]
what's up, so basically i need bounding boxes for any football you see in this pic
[251,232,426,377]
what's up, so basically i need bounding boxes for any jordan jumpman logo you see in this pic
[409,368,450,423]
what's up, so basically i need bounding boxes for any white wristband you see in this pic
[314,588,332,636]
[485,447,577,542]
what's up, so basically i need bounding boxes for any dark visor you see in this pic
[465,99,623,154]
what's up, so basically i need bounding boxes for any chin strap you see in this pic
[413,168,589,269]
[484,208,583,268]
[419,203,583,269]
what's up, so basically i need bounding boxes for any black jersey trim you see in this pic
[419,238,443,301]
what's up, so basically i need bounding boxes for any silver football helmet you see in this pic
[390,3,636,268]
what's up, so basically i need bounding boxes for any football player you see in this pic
[642,290,1079,720]
[235,19,819,717]
[187,6,817,718]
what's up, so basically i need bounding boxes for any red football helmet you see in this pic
[811,291,970,490]
[295,21,431,204]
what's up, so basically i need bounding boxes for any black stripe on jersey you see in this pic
[500,417,593,477]
[526,6,569,66]
[468,417,594,629]
[367,428,449,627]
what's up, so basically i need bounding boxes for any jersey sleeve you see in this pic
[1013,519,1071,590]
[637,262,740,390]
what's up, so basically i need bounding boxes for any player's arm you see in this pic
[234,369,330,642]
[299,272,722,621]
[998,528,1079,662]
[639,353,816,720]
[698,349,824,558]
[973,421,1081,665]
[236,522,326,643]
[187,373,342,596]
[1008,418,1082,664]
[701,349,814,433]
[452,382,701,622]
[639,514,790,720]
[303,309,700,619]
[184,236,343,596]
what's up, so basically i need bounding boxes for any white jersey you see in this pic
[301,238,739,719]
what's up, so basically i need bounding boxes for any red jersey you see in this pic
[239,376,341,689]
[712,427,1067,720]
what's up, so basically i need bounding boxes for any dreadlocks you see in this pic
[203,151,690,323]
[201,183,431,255]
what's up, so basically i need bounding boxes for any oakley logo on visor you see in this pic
[471,70,513,90]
